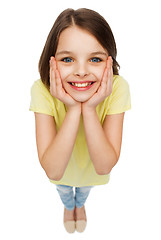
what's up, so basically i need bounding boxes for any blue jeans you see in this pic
[56,185,93,210]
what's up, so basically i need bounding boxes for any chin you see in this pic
[72,95,91,103]
[69,91,95,102]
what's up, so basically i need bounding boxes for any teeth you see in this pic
[71,82,92,87]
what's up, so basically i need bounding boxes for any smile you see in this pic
[68,81,94,87]
[68,81,95,91]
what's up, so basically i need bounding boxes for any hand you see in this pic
[82,56,113,113]
[49,56,81,111]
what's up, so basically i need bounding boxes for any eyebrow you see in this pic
[89,51,108,56]
[56,51,72,56]
[56,50,108,56]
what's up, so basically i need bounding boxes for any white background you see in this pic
[0,0,161,239]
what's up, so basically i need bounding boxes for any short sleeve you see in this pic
[107,76,131,115]
[29,80,54,116]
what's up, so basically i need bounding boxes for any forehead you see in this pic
[56,26,106,53]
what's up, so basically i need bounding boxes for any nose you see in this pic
[74,62,89,78]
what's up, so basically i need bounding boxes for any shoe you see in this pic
[63,208,75,233]
[64,221,75,233]
[76,220,87,233]
[75,206,87,233]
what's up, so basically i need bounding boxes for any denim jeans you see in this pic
[56,185,93,210]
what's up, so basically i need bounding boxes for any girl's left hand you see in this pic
[82,56,113,112]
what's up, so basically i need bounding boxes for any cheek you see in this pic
[89,62,106,81]
[56,63,72,80]
[92,68,104,82]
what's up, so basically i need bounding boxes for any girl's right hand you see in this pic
[49,57,81,112]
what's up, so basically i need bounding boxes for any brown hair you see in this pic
[39,8,120,88]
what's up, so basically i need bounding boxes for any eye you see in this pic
[90,57,102,63]
[61,57,74,63]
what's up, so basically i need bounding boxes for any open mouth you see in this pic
[68,81,95,88]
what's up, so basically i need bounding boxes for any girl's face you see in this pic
[55,26,108,102]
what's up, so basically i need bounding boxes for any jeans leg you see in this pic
[75,186,93,208]
[56,185,75,210]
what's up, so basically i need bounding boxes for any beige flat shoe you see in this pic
[76,220,87,233]
[64,221,75,233]
[75,206,87,233]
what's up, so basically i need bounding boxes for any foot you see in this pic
[75,206,87,233]
[63,208,75,233]
[64,208,75,222]
[75,206,87,221]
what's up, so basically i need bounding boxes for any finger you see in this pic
[49,57,56,93]
[100,57,113,95]
[106,63,113,93]
[101,67,108,87]
[101,56,112,85]
[106,56,113,77]
[106,56,113,69]
[94,57,113,98]
[55,69,62,87]
[50,63,55,84]
[55,69,70,101]
[50,56,57,71]
[55,69,66,96]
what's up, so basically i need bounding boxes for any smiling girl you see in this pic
[29,8,131,233]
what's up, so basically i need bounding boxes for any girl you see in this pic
[29,8,131,233]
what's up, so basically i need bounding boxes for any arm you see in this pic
[82,110,124,175]
[82,56,123,174]
[35,107,81,181]
[35,57,81,181]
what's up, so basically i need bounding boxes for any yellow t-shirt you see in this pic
[29,75,131,187]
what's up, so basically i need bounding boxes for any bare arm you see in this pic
[35,57,81,181]
[82,110,124,175]
[82,57,124,174]
[35,107,81,181]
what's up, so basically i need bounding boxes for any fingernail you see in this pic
[50,56,54,61]
[109,56,113,66]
